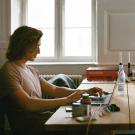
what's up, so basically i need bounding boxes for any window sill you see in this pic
[27,62,97,66]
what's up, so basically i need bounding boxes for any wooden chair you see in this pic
[0,98,12,135]
[0,97,54,135]
[0,99,5,135]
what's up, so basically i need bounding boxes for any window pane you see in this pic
[37,29,54,57]
[65,28,92,56]
[65,0,91,27]
[27,0,54,57]
[65,0,92,57]
[27,0,54,28]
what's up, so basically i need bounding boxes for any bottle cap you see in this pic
[82,93,90,99]
[81,93,91,104]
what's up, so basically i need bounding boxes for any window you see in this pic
[27,0,55,57]
[11,0,96,63]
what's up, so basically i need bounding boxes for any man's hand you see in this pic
[66,91,84,104]
[86,87,103,97]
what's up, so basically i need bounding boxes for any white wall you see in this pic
[0,0,135,75]
[97,0,135,64]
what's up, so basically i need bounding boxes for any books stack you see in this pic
[86,66,118,81]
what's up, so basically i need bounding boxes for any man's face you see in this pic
[24,41,41,61]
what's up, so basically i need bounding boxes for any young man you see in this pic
[0,26,102,135]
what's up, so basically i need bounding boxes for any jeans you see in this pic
[48,74,77,89]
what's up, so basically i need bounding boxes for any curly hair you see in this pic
[6,26,43,61]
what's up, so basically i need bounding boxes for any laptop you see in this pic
[90,81,117,105]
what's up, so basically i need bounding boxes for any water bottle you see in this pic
[117,63,126,94]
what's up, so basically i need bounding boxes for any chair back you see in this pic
[0,98,7,135]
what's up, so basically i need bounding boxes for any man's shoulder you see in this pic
[27,65,40,75]
[0,61,20,77]
[1,61,15,71]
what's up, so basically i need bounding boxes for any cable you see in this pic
[85,104,103,135]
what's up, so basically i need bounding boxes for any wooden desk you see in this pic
[128,82,135,129]
[45,82,130,135]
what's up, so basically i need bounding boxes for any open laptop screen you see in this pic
[90,82,117,105]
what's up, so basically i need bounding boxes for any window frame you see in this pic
[12,0,97,63]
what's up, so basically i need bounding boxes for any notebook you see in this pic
[90,81,117,105]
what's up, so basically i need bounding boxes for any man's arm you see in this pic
[40,79,103,98]
[40,79,77,98]
[9,85,83,112]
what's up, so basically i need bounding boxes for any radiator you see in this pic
[40,74,83,87]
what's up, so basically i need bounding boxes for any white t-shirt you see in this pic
[0,61,42,99]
